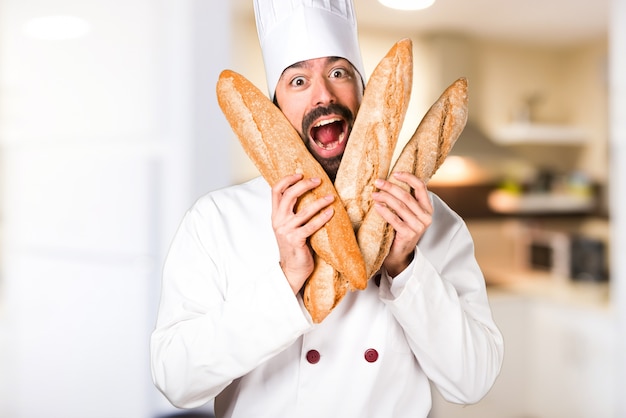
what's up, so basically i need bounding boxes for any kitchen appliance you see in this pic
[519,228,571,278]
[570,235,608,282]
[517,227,608,281]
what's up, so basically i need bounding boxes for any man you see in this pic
[150,1,504,417]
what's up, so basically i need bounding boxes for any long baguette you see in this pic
[302,255,344,323]
[303,39,413,321]
[334,38,413,231]
[398,78,469,182]
[216,70,367,321]
[357,77,469,278]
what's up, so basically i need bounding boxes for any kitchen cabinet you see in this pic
[430,285,617,418]
[526,299,616,418]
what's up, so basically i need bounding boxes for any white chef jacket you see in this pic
[151,176,504,418]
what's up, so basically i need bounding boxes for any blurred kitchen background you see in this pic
[0,0,624,417]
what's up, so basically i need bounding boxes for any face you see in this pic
[274,57,363,181]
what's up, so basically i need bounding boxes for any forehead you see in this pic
[281,56,351,75]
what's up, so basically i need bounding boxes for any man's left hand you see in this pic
[372,171,433,277]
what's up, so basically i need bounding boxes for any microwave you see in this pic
[517,228,571,278]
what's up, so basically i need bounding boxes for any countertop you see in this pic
[483,266,611,311]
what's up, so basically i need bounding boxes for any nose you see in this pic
[311,77,336,107]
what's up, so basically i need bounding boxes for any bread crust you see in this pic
[394,78,469,182]
[304,38,413,321]
[334,38,413,232]
[357,77,469,278]
[217,70,367,323]
[302,256,346,323]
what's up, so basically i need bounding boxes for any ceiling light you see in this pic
[23,15,91,41]
[378,0,435,11]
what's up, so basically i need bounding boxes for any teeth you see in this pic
[314,118,341,128]
[314,132,345,150]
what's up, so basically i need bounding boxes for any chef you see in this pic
[150,0,504,417]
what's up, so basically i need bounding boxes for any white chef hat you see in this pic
[253,0,365,100]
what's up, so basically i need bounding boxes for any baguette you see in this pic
[334,38,413,231]
[397,78,469,182]
[302,255,344,323]
[357,77,469,278]
[303,39,413,321]
[216,70,367,322]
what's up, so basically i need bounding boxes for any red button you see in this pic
[306,349,320,364]
[364,348,379,363]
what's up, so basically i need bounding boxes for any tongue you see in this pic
[314,122,342,146]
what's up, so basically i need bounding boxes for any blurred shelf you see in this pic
[492,123,587,145]
[487,190,595,214]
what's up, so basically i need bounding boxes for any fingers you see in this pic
[271,173,336,293]
[391,171,432,213]
[372,172,433,277]
[271,174,335,230]
[372,172,433,232]
[271,173,307,215]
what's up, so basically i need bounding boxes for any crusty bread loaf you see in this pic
[216,70,367,322]
[334,38,413,232]
[303,38,413,321]
[302,256,345,323]
[357,77,469,278]
[395,78,469,182]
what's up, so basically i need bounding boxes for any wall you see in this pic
[564,40,609,182]
[609,0,626,415]
[473,38,608,182]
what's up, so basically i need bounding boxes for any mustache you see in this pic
[301,103,354,137]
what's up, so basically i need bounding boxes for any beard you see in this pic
[301,103,355,182]
[305,148,343,182]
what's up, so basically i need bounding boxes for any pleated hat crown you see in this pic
[254,0,365,99]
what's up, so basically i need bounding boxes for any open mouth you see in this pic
[309,117,347,152]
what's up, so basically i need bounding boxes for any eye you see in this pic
[329,67,348,79]
[289,76,307,87]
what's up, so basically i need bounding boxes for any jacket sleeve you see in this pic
[378,193,504,404]
[150,199,312,409]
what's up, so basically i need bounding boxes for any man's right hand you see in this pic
[271,173,335,295]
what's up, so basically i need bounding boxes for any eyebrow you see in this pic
[285,56,344,72]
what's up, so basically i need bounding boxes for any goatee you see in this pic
[304,147,343,182]
[301,103,354,182]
